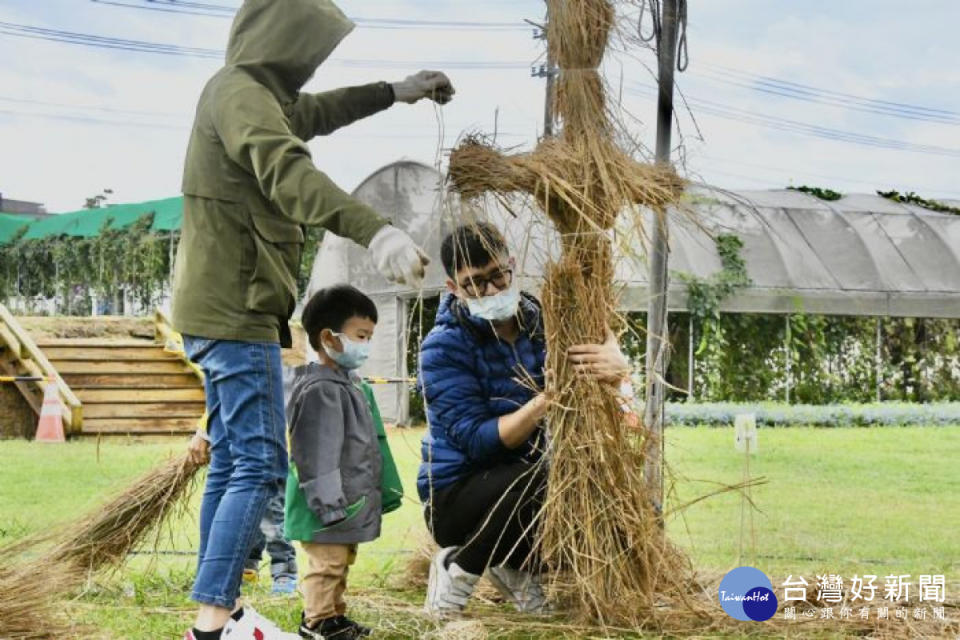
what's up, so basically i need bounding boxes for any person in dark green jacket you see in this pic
[284,284,402,639]
[173,1,453,639]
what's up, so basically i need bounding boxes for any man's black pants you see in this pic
[424,462,548,576]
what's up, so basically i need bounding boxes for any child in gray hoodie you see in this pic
[285,284,403,640]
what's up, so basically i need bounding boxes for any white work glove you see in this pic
[368,225,430,286]
[392,70,455,105]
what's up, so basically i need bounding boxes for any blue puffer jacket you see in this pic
[416,292,547,502]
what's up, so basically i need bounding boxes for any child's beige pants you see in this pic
[301,542,358,624]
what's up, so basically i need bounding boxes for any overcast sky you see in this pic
[0,0,957,212]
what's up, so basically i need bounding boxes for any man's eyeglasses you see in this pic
[458,268,513,298]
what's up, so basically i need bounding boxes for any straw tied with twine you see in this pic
[449,0,693,629]
[447,0,959,637]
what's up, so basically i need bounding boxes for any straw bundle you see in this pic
[0,565,81,639]
[446,1,960,634]
[449,137,679,236]
[447,0,692,627]
[46,453,200,572]
[0,454,200,638]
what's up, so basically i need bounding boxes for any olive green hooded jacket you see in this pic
[172,0,393,346]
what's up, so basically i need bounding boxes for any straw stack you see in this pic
[448,0,692,627]
[0,454,200,638]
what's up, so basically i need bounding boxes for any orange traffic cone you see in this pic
[35,380,65,443]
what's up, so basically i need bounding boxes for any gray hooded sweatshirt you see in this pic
[287,362,383,544]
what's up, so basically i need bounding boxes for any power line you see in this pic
[0,21,223,57]
[702,63,957,119]
[629,83,960,158]
[11,17,952,135]
[335,59,527,70]
[12,12,958,127]
[89,0,532,30]
[104,0,960,126]
[0,21,530,68]
[0,104,526,140]
[694,65,960,126]
[622,49,959,126]
[110,0,960,123]
[88,0,230,18]
[0,107,187,130]
[4,20,958,159]
[0,94,185,119]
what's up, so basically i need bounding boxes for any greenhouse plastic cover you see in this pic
[6,162,956,321]
[313,161,960,320]
[310,161,960,421]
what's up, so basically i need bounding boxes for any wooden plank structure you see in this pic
[0,305,205,436]
[0,303,83,432]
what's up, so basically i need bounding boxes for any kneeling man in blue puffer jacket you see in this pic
[417,222,630,616]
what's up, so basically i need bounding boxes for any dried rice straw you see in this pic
[0,454,200,638]
[448,0,690,629]
[444,1,960,636]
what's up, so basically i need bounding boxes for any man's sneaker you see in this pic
[271,576,298,595]
[487,565,552,614]
[424,546,480,617]
[222,606,300,639]
[297,612,372,639]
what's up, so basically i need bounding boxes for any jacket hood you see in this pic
[293,361,359,386]
[226,0,354,101]
[435,292,544,341]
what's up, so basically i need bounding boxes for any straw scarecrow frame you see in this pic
[446,1,960,636]
[448,0,691,628]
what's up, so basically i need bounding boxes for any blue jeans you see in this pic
[184,336,288,608]
[245,489,298,581]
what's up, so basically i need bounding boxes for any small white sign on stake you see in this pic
[734,413,758,454]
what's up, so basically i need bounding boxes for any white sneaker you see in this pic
[487,565,552,614]
[424,546,480,616]
[222,606,300,640]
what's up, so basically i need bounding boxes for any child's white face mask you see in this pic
[323,333,371,370]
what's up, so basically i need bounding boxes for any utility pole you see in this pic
[532,8,557,137]
[543,53,557,137]
[644,0,681,520]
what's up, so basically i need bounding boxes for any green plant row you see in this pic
[877,190,960,216]
[0,215,323,314]
[666,401,960,427]
[787,185,843,201]
[0,214,170,313]
[620,312,960,404]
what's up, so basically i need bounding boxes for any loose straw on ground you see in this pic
[0,454,200,639]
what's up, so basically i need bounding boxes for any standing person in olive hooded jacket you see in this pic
[172,1,454,638]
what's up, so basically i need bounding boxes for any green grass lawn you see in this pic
[2,425,958,638]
